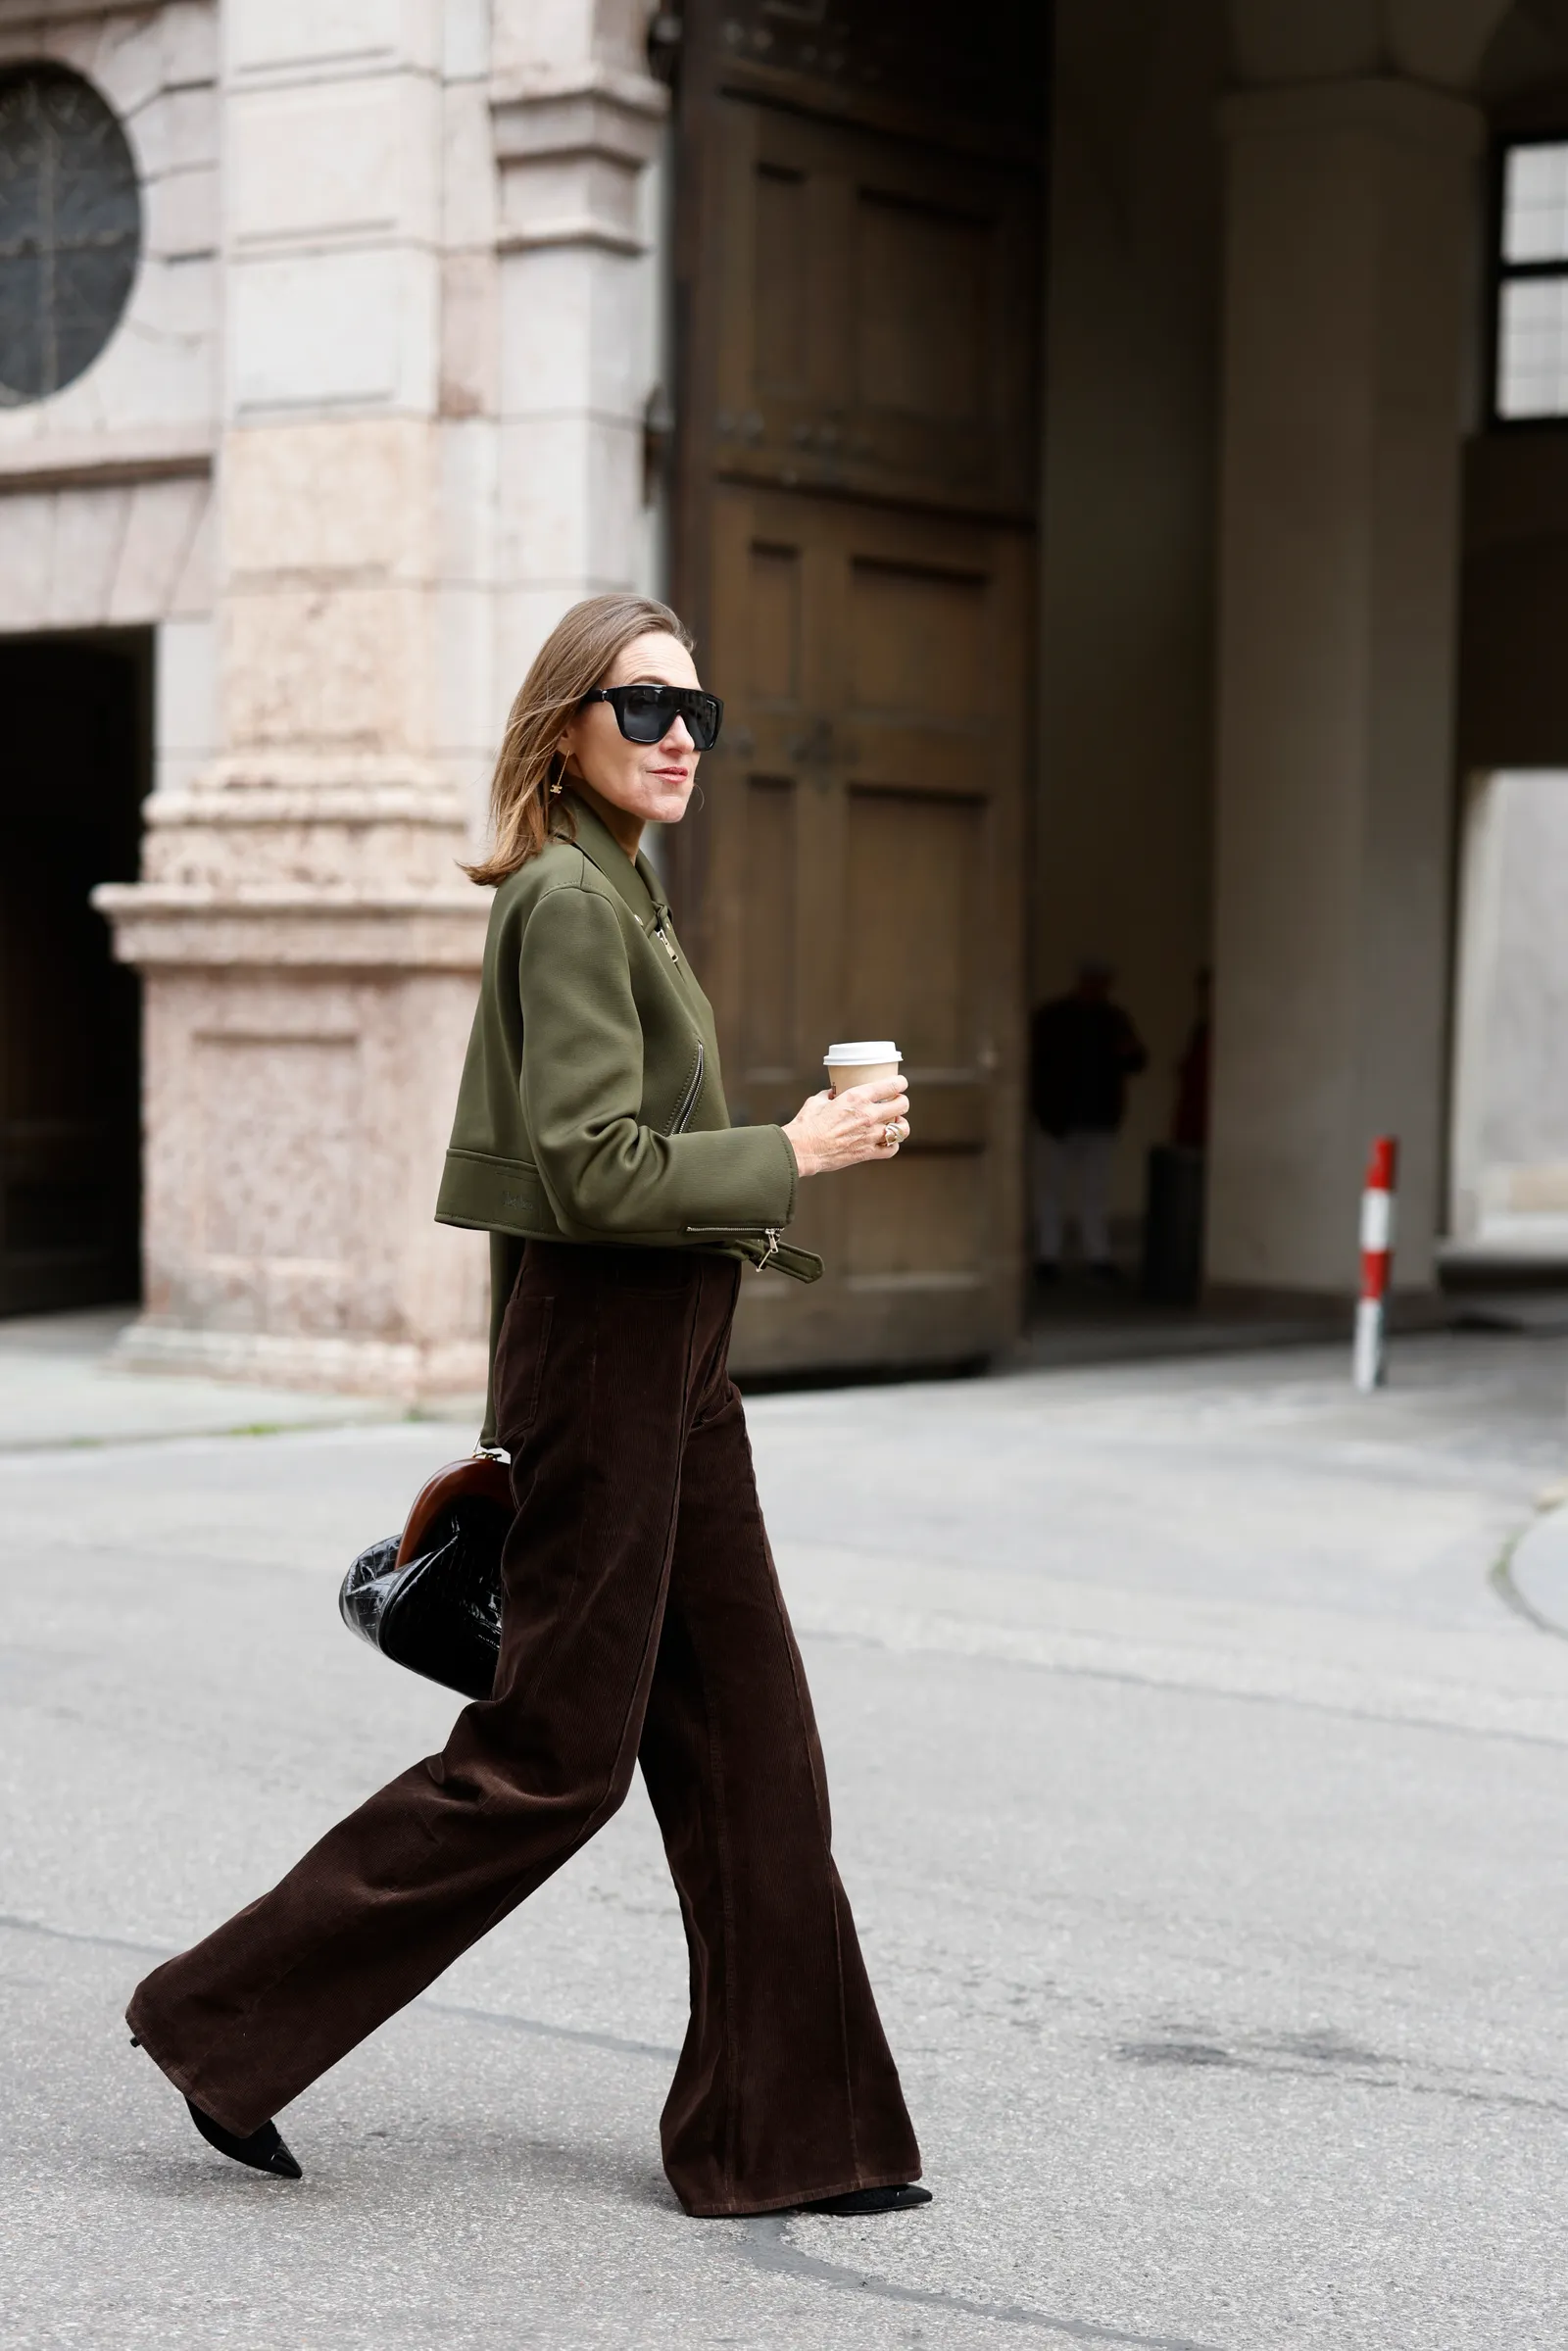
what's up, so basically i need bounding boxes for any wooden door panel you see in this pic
[841,788,982,1069]
[842,1155,989,1279]
[856,188,989,418]
[704,481,1029,1369]
[753,165,810,398]
[840,784,988,1291]
[677,6,1041,1370]
[746,540,804,699]
[849,559,990,726]
[740,774,798,1079]
[712,100,1038,518]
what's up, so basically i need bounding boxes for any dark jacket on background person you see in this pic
[1029,995,1149,1137]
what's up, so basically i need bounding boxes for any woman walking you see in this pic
[126,593,926,2219]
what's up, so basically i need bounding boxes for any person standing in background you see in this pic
[1029,958,1148,1282]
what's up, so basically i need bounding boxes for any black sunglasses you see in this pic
[579,683,724,752]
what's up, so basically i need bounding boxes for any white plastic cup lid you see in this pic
[823,1040,900,1064]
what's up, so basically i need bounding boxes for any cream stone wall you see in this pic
[1208,76,1483,1297]
[490,0,667,694]
[1203,0,1513,1300]
[0,1,219,454]
[80,0,672,1397]
[29,0,1557,1367]
[0,1,220,796]
[96,0,486,1396]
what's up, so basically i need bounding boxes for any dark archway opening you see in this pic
[0,628,150,1316]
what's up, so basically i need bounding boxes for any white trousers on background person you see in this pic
[1032,1127,1115,1264]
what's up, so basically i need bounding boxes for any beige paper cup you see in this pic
[823,1040,902,1095]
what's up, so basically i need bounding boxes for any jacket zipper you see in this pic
[669,1042,704,1134]
[685,1221,781,1265]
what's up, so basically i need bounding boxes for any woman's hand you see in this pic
[783,1079,910,1178]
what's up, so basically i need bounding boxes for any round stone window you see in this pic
[0,64,141,406]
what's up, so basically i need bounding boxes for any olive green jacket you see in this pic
[435,792,821,1287]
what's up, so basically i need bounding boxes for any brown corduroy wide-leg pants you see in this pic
[126,1242,920,2215]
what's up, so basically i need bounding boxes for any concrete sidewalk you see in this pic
[0,1309,453,1451]
[3,1323,1567,2348]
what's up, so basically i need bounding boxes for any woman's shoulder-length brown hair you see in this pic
[465,592,696,888]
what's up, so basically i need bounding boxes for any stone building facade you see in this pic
[6,0,1568,1391]
[2,0,668,1390]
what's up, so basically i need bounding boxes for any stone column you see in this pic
[1206,73,1484,1298]
[489,0,668,673]
[95,0,671,1395]
[99,0,493,1395]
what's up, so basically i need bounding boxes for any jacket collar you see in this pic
[559,790,664,928]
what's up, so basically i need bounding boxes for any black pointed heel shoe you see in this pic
[185,2096,303,2180]
[130,2032,302,2179]
[801,2183,932,2215]
[131,2030,301,2179]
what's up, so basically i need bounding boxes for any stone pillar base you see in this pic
[94,884,492,1398]
[110,1317,487,1405]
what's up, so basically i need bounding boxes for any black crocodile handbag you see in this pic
[338,1453,514,1702]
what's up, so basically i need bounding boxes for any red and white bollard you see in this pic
[1353,1136,1398,1393]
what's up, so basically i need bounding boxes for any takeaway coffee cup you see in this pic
[823,1040,902,1095]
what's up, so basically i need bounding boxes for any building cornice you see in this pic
[0,425,214,498]
[489,63,668,137]
[92,884,490,972]
[491,64,667,259]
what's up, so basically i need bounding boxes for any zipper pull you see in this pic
[653,906,680,962]
[758,1229,780,1270]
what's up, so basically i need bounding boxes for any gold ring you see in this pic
[883,1122,901,1150]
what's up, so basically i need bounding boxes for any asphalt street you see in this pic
[4,1324,1568,2349]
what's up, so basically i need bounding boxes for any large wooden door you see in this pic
[671,1,1045,1372]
